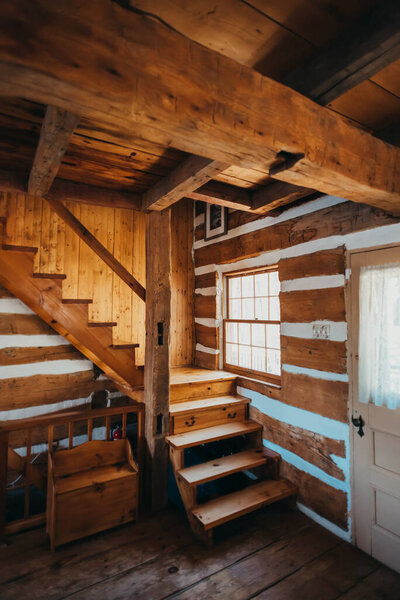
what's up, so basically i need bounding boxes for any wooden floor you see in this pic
[1,504,399,599]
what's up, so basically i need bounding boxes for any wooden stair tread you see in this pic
[111,343,140,349]
[178,449,267,486]
[166,420,261,449]
[169,394,250,415]
[192,478,298,530]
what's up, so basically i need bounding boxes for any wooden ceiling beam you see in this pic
[186,181,253,211]
[28,106,79,197]
[284,0,400,105]
[0,2,400,212]
[252,181,318,214]
[142,156,228,211]
[0,169,142,210]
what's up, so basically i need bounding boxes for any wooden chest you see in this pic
[48,439,138,549]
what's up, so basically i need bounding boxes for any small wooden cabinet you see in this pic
[48,439,138,550]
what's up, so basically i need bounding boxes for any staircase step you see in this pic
[170,394,249,416]
[192,478,298,530]
[33,272,67,279]
[62,299,93,304]
[2,244,37,253]
[88,321,117,327]
[178,449,267,486]
[166,420,261,450]
[111,343,140,349]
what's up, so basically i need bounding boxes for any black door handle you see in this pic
[351,415,365,437]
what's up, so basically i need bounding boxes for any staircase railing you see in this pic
[0,401,144,541]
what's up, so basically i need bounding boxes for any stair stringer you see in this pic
[0,239,143,387]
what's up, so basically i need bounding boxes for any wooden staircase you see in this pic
[167,370,297,544]
[0,193,144,387]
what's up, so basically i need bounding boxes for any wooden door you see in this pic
[350,245,400,573]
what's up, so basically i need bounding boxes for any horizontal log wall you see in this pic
[0,285,115,421]
[193,195,400,540]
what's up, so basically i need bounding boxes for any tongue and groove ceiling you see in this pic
[0,0,399,208]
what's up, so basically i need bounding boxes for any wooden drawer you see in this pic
[172,405,246,434]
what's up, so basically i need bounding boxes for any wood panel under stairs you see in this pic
[168,368,298,544]
[0,193,145,364]
[0,227,143,387]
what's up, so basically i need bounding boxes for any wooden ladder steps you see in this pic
[169,394,250,415]
[192,478,298,530]
[166,420,261,449]
[178,449,267,486]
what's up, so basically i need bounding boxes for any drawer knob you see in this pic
[185,416,196,427]
[227,412,237,419]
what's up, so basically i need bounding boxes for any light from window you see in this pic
[224,268,281,382]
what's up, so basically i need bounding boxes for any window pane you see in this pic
[266,324,280,349]
[239,345,251,369]
[242,298,254,319]
[267,349,281,375]
[226,321,238,343]
[252,323,265,347]
[229,277,241,299]
[230,298,241,319]
[255,297,268,320]
[226,343,238,365]
[254,273,268,297]
[241,275,254,298]
[238,322,251,345]
[269,271,280,296]
[252,347,266,372]
[269,296,280,320]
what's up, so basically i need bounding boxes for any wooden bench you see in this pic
[48,439,138,550]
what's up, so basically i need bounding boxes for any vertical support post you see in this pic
[0,431,8,544]
[144,209,171,511]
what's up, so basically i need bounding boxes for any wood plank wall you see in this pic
[0,283,113,420]
[170,199,194,367]
[193,197,400,536]
[1,194,194,368]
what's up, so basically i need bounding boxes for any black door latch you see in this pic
[351,415,365,437]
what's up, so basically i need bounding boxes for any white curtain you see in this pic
[359,263,400,410]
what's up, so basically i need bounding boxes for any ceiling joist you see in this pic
[28,106,79,197]
[142,156,229,211]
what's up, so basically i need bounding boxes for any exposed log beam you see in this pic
[44,196,146,302]
[142,156,228,211]
[252,181,319,214]
[0,169,142,210]
[0,3,399,212]
[28,106,79,197]
[187,181,253,211]
[144,210,171,510]
[284,0,400,105]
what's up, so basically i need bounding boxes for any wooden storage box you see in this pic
[48,439,138,550]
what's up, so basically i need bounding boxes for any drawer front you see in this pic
[173,405,246,434]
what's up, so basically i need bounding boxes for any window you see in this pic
[223,267,281,383]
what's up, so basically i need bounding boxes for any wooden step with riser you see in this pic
[171,397,250,434]
[192,478,298,531]
[170,377,237,404]
[0,241,143,387]
[166,420,262,450]
[177,449,267,487]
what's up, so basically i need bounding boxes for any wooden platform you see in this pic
[170,367,236,386]
[1,505,399,599]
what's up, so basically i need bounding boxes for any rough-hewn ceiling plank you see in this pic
[0,2,399,212]
[284,0,400,106]
[0,169,142,210]
[28,106,79,197]
[187,181,253,211]
[142,156,228,211]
